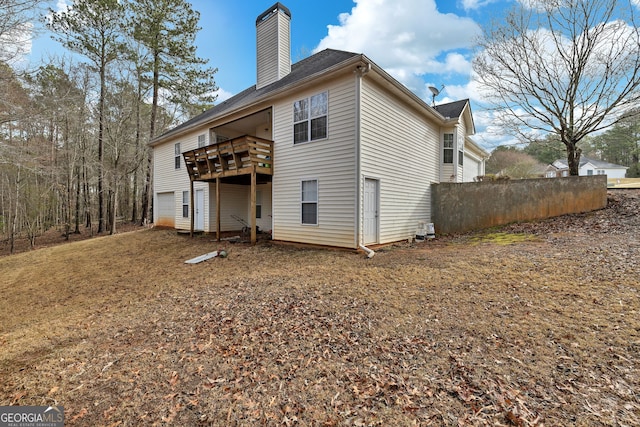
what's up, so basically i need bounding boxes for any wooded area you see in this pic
[0,0,217,253]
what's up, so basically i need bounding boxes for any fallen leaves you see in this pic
[0,191,639,425]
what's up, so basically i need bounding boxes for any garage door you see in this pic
[156,192,175,228]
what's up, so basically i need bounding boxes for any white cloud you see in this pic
[214,87,234,103]
[460,0,500,11]
[313,0,480,95]
[56,0,70,13]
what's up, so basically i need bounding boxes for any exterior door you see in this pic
[363,178,379,244]
[156,192,175,228]
[195,189,205,231]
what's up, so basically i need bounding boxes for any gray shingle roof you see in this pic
[434,99,468,119]
[152,49,360,143]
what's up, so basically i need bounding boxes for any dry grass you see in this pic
[1,193,639,426]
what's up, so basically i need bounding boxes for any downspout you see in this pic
[354,62,374,258]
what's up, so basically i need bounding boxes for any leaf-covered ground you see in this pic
[0,190,638,426]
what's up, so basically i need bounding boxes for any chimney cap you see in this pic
[256,2,291,25]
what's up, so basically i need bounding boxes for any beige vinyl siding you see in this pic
[277,14,290,82]
[360,77,440,244]
[272,77,357,248]
[256,9,290,90]
[456,122,465,182]
[440,127,456,182]
[206,182,273,232]
[153,129,207,230]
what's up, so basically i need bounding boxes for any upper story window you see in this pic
[443,133,454,164]
[174,143,181,169]
[458,150,464,166]
[294,92,328,144]
[198,134,206,148]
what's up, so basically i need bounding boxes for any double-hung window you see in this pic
[198,134,206,148]
[443,133,454,163]
[256,190,262,219]
[182,191,189,218]
[294,92,328,144]
[301,180,318,225]
[174,143,181,169]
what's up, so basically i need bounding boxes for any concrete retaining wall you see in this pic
[431,176,608,235]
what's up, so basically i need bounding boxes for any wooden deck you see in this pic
[182,135,273,182]
[181,135,273,244]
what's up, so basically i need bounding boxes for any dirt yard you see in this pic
[0,191,638,426]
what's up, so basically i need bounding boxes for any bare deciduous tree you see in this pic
[474,0,640,175]
[0,0,43,64]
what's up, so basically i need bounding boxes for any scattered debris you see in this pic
[184,251,219,264]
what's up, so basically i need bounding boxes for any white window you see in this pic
[443,133,454,163]
[587,169,594,176]
[458,150,464,166]
[198,134,206,148]
[256,190,262,219]
[182,191,189,218]
[597,170,606,175]
[174,143,181,169]
[301,180,318,225]
[294,92,328,144]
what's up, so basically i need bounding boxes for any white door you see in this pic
[195,189,205,231]
[363,178,379,244]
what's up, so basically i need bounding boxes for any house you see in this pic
[546,156,628,179]
[150,2,486,249]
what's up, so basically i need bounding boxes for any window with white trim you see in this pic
[301,180,318,225]
[198,134,206,148]
[294,92,328,144]
[256,190,262,219]
[458,150,464,166]
[182,191,189,218]
[443,133,454,163]
[174,143,181,169]
[597,170,606,175]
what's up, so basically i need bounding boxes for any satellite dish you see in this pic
[428,85,444,106]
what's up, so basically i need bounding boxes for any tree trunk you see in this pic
[74,164,81,234]
[140,51,161,226]
[566,142,582,176]
[97,58,106,233]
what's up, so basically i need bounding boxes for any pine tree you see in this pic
[49,0,127,233]
[129,0,217,225]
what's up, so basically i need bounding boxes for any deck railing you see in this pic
[182,135,273,181]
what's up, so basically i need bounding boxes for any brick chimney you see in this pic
[256,3,291,90]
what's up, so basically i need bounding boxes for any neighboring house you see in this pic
[546,156,628,179]
[150,2,486,249]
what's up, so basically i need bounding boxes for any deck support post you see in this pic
[250,166,257,245]
[216,177,221,242]
[189,179,195,237]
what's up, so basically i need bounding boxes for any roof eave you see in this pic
[363,56,446,123]
[150,54,366,147]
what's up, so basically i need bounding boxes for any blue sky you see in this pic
[27,0,518,150]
